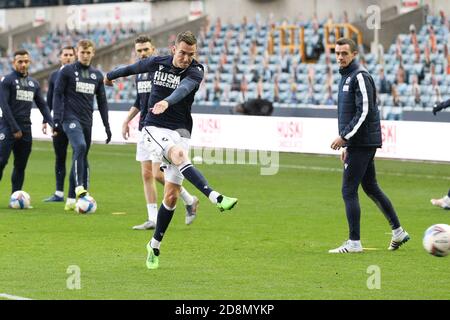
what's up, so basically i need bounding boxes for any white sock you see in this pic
[349,240,361,247]
[55,191,64,198]
[66,198,76,205]
[150,237,160,250]
[208,191,221,204]
[147,203,158,223]
[393,227,404,238]
[444,196,450,205]
[179,187,194,206]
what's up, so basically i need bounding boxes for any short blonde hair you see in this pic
[77,39,95,51]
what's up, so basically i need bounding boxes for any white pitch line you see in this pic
[0,293,33,300]
[32,147,450,181]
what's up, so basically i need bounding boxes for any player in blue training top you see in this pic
[430,99,450,210]
[121,35,199,231]
[43,46,76,202]
[53,39,111,211]
[0,50,54,195]
[106,31,238,269]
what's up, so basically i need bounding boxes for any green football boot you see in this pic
[217,195,238,212]
[146,243,159,270]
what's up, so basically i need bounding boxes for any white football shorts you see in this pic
[142,126,190,186]
[136,130,162,162]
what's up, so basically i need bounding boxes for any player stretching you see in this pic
[43,46,76,202]
[122,35,199,230]
[53,39,111,210]
[0,50,53,194]
[105,31,238,269]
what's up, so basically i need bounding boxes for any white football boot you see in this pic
[329,240,363,253]
[430,195,450,210]
[132,221,156,230]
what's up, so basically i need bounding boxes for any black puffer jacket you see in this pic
[337,60,382,147]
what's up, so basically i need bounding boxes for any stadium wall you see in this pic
[30,109,450,163]
[2,0,449,32]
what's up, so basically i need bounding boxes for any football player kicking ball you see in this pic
[105,31,238,269]
[122,35,199,231]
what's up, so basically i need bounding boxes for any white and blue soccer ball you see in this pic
[423,224,450,257]
[9,190,31,209]
[75,195,97,214]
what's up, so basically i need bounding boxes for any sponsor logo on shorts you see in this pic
[69,123,76,129]
[162,137,169,142]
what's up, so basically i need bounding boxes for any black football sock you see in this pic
[178,162,214,198]
[153,202,175,242]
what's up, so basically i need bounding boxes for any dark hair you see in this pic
[59,46,76,55]
[135,35,152,44]
[176,31,197,46]
[336,38,358,53]
[13,50,29,58]
[77,39,95,50]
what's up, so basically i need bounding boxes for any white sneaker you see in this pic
[329,240,363,253]
[132,221,156,230]
[430,195,450,209]
[388,230,410,250]
[185,196,199,225]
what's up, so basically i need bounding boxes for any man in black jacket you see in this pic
[329,38,409,253]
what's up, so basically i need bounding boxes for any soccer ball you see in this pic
[423,224,450,257]
[75,195,97,214]
[9,190,31,209]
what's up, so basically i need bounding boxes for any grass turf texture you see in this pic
[0,141,449,300]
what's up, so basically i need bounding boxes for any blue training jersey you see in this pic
[53,61,109,128]
[46,69,60,112]
[107,55,204,134]
[134,71,153,131]
[0,70,53,133]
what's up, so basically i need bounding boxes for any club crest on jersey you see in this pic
[69,123,76,129]
[0,133,5,140]
[28,81,34,87]
[90,73,97,80]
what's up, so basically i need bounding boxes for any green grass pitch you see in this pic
[0,141,449,300]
